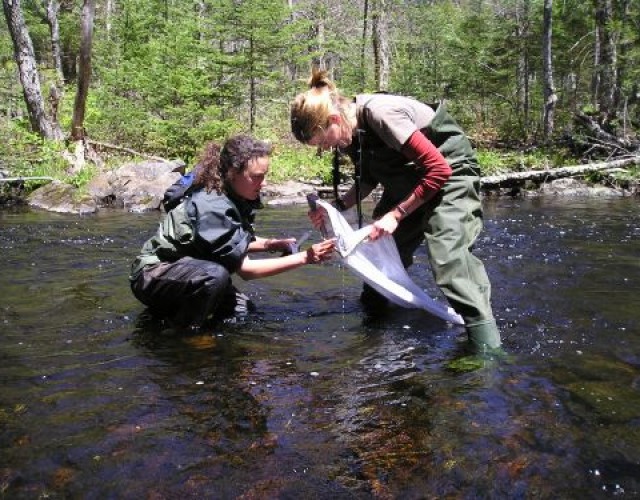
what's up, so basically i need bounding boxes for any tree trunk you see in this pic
[249,35,256,133]
[105,0,113,36]
[542,0,557,139]
[372,0,389,91]
[44,0,64,82]
[574,110,633,150]
[614,0,631,132]
[360,0,368,91]
[591,16,600,108]
[197,0,205,42]
[594,0,617,120]
[2,0,63,140]
[515,0,530,137]
[311,14,326,70]
[71,0,95,142]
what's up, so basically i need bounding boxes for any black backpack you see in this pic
[162,168,200,211]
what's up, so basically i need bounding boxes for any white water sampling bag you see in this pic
[315,199,464,325]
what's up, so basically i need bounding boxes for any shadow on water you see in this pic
[1,198,639,498]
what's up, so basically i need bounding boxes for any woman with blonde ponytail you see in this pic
[291,68,502,352]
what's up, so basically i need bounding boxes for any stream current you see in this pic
[1,196,639,498]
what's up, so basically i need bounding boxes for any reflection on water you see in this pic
[1,197,639,498]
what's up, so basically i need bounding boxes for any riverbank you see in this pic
[1,158,638,214]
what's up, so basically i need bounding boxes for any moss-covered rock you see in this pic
[28,180,97,214]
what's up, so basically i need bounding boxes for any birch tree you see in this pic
[542,0,557,139]
[515,0,530,135]
[372,0,389,91]
[2,0,63,140]
[42,0,63,81]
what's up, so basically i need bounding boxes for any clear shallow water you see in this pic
[1,197,638,498]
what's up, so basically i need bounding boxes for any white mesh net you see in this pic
[315,199,464,325]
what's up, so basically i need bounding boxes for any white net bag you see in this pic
[315,199,464,325]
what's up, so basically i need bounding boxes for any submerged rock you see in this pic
[565,380,640,423]
[539,178,625,197]
[552,354,640,423]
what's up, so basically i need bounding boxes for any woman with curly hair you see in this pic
[130,134,335,328]
[291,69,501,352]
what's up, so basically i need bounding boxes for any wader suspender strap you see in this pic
[332,146,341,212]
[332,147,363,229]
[354,130,363,228]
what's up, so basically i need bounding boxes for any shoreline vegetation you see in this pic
[1,134,639,211]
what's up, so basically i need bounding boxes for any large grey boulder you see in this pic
[24,160,327,214]
[262,180,319,206]
[87,159,184,212]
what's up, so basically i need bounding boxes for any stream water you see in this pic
[1,196,639,499]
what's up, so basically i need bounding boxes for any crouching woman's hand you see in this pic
[237,238,336,280]
[305,238,335,264]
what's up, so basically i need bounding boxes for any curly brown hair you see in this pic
[195,135,272,194]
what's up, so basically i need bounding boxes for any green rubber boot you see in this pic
[467,320,502,352]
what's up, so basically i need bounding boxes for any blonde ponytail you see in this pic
[308,67,336,92]
[291,68,343,143]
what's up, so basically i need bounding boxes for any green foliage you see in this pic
[610,165,640,184]
[476,150,512,176]
[390,2,528,138]
[477,146,573,176]
[89,0,236,156]
[0,120,68,178]
[68,164,97,189]
[2,0,639,192]
[20,1,51,59]
[84,0,310,157]
[392,2,465,100]
[584,165,640,188]
[269,145,331,185]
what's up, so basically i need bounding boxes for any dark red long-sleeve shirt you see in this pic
[401,130,452,199]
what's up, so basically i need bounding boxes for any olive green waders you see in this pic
[388,177,501,350]
[363,102,501,350]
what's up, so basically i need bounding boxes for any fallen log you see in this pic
[574,111,634,150]
[0,176,55,183]
[480,156,640,189]
[86,139,172,163]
